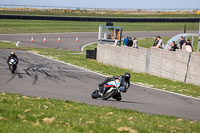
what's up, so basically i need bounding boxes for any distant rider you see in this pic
[98,72,131,101]
[7,51,19,65]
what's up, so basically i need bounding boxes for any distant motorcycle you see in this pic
[8,58,17,74]
[91,78,122,101]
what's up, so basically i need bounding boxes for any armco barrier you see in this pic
[0,15,200,22]
[97,44,200,86]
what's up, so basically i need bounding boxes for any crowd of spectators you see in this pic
[153,35,193,52]
[121,35,193,53]
[123,36,138,48]
[170,36,193,52]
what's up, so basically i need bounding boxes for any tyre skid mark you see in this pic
[6,74,16,83]
[32,74,38,85]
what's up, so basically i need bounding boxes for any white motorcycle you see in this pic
[91,78,122,100]
[8,58,17,74]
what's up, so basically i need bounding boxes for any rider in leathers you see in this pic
[98,72,131,101]
[7,51,19,65]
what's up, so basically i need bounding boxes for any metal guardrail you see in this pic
[0,15,199,22]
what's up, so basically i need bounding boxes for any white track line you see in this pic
[0,40,13,43]
[16,41,20,47]
[132,83,200,101]
[28,51,200,101]
[81,42,97,52]
[0,32,98,36]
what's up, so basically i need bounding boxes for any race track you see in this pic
[0,49,200,121]
[1,31,197,51]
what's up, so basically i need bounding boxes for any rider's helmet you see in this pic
[124,72,131,82]
[10,51,15,56]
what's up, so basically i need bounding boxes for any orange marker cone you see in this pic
[76,37,79,42]
[43,37,46,43]
[31,37,34,43]
[58,37,61,43]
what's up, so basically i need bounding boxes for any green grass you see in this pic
[0,92,199,133]
[1,10,200,18]
[1,41,200,132]
[1,41,200,98]
[0,19,198,34]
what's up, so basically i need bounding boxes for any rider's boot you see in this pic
[112,92,122,101]
[98,86,104,96]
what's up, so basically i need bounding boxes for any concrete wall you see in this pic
[149,49,190,82]
[97,44,200,86]
[97,45,147,73]
[186,53,200,85]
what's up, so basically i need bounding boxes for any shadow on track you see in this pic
[95,99,149,105]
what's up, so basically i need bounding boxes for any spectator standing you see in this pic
[132,37,138,48]
[123,36,129,46]
[169,41,179,51]
[153,36,159,47]
[179,36,185,49]
[155,36,163,49]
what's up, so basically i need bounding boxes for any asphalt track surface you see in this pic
[0,49,200,121]
[0,31,198,51]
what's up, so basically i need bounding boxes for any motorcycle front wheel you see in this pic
[10,65,16,74]
[91,90,100,99]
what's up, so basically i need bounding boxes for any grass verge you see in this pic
[0,19,198,34]
[0,92,200,133]
[0,41,200,98]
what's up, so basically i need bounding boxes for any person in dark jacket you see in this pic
[179,36,185,49]
[127,38,133,47]
[7,51,19,65]
[169,41,179,51]
[153,36,159,47]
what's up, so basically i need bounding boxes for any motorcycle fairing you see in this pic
[104,79,121,88]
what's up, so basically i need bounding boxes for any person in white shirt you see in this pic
[132,37,138,48]
[183,39,193,52]
[155,36,163,49]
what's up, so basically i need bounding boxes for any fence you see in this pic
[0,15,199,23]
[97,44,200,86]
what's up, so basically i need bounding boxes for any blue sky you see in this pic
[0,0,200,9]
